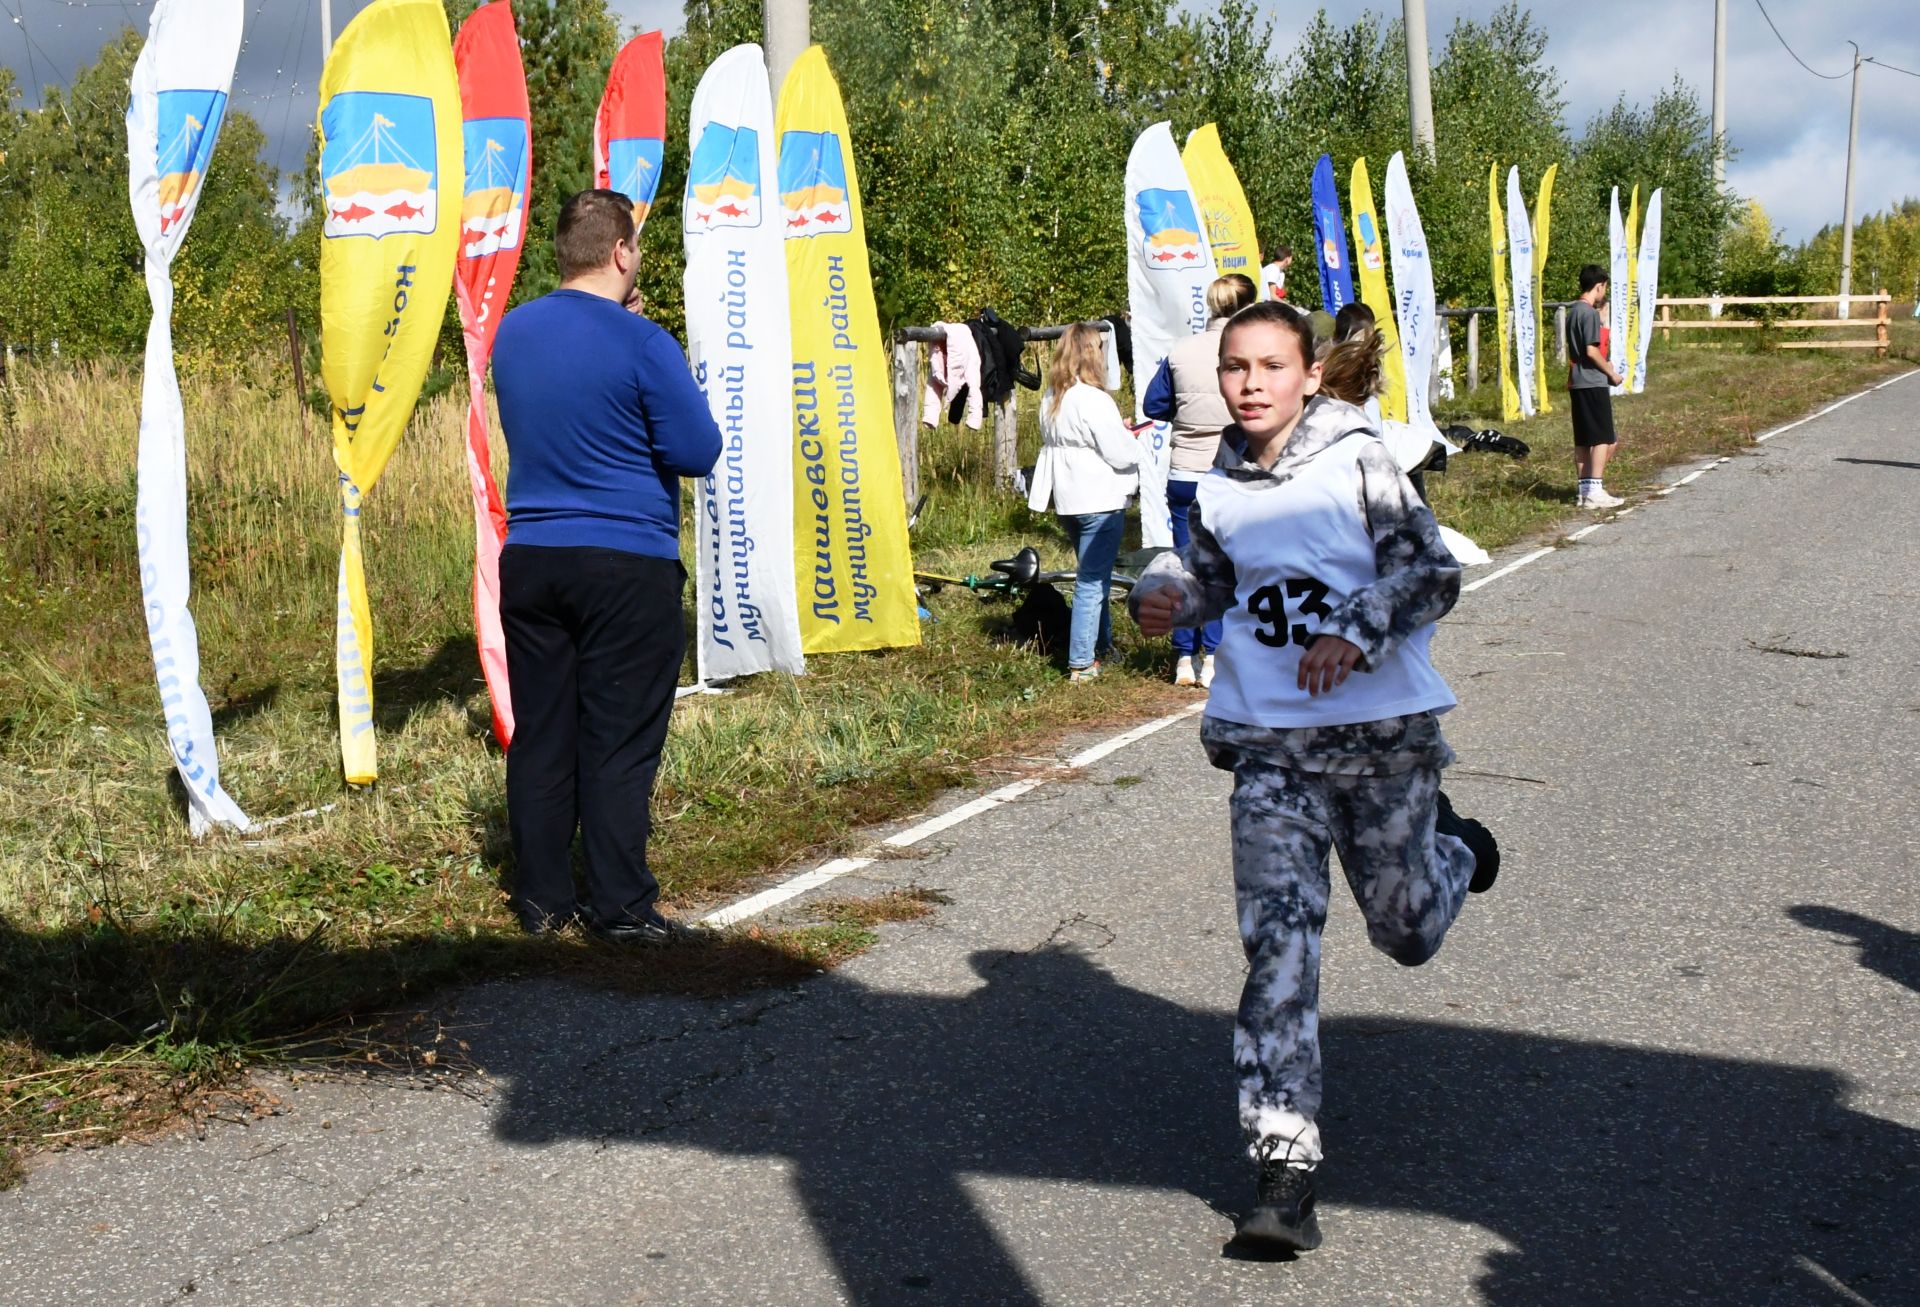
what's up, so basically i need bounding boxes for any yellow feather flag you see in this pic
[1488,163,1519,422]
[1624,184,1641,398]
[316,0,462,784]
[1348,157,1406,422]
[776,46,919,654]
[1180,123,1260,282]
[1532,163,1558,414]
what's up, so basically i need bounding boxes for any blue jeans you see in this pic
[1166,478,1222,656]
[1059,509,1125,670]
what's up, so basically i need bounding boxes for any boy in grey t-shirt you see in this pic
[1567,263,1627,508]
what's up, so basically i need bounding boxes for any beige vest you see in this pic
[1167,318,1230,474]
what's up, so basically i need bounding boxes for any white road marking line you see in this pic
[701,703,1206,927]
[1873,367,1919,391]
[700,368,1920,928]
[1461,547,1555,593]
[702,857,878,928]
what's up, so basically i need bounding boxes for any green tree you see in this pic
[0,31,295,361]
[1560,80,1735,300]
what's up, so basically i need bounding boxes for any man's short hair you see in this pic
[1267,244,1293,263]
[1579,263,1609,294]
[556,189,637,281]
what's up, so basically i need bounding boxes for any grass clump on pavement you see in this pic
[0,337,1907,1179]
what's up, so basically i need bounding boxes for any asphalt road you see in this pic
[5,376,1918,1306]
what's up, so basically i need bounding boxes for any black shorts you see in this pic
[1569,387,1617,447]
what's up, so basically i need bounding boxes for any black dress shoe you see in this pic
[588,910,699,946]
[518,908,584,936]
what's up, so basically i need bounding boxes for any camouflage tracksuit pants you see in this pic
[1229,756,1474,1169]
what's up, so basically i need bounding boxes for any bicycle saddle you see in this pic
[990,546,1042,587]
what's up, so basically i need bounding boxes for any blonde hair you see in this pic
[1046,322,1108,417]
[1206,274,1258,322]
[1317,326,1386,406]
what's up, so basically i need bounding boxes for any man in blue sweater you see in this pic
[492,189,722,943]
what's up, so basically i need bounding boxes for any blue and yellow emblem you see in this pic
[685,122,762,231]
[607,137,664,225]
[321,90,439,240]
[1356,211,1385,271]
[156,88,227,236]
[777,129,851,237]
[460,116,527,258]
[1136,188,1205,270]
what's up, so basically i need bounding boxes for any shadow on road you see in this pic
[1833,456,1920,472]
[476,943,1919,1306]
[1789,904,1920,996]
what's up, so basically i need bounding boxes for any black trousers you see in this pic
[500,544,686,925]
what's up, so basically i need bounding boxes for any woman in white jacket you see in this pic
[1027,323,1143,681]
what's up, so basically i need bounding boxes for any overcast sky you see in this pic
[4,0,1914,247]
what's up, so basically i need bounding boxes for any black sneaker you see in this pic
[1435,790,1500,893]
[1231,1161,1323,1255]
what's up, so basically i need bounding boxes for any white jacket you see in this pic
[1027,383,1141,516]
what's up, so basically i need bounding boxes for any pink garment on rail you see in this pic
[922,320,983,430]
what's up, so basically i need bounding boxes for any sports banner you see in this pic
[686,43,805,680]
[127,0,249,834]
[1624,185,1641,398]
[452,0,528,748]
[318,0,462,784]
[1125,121,1216,548]
[1488,163,1519,421]
[1532,163,1557,414]
[1311,154,1354,314]
[1506,167,1537,418]
[1180,124,1258,283]
[776,45,919,653]
[1632,188,1663,393]
[1383,152,1438,434]
[594,31,666,234]
[1608,187,1629,396]
[1349,157,1407,423]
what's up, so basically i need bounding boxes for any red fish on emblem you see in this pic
[716,202,747,218]
[385,200,424,220]
[787,214,809,229]
[333,202,374,223]
[817,210,842,223]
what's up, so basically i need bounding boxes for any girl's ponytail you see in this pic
[1317,326,1386,407]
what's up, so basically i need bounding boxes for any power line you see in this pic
[1864,56,1920,80]
[1751,0,1849,79]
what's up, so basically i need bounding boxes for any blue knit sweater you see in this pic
[493,289,722,560]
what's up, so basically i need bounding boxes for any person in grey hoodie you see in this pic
[1130,301,1500,1256]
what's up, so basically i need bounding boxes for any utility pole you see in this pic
[763,0,810,99]
[1403,0,1435,159]
[320,0,332,59]
[1839,42,1861,319]
[1711,0,1726,188]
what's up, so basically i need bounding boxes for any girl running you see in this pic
[1129,302,1499,1255]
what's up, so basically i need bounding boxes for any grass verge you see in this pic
[1,337,1908,1182]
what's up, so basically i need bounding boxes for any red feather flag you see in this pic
[452,0,531,747]
[593,31,666,233]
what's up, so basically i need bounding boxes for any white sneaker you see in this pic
[1174,655,1200,687]
[1586,488,1624,508]
[1198,654,1216,690]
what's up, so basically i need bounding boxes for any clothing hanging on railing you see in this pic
[1100,313,1133,383]
[922,321,983,430]
[969,309,1040,405]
